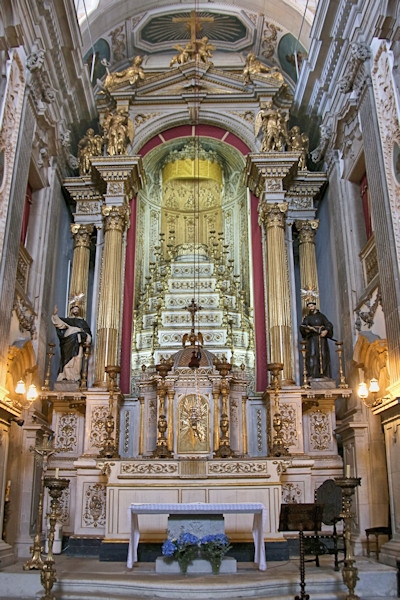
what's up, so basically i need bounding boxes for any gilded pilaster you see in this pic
[167,389,174,451]
[295,220,319,312]
[259,202,294,383]
[95,205,129,385]
[213,389,220,451]
[242,395,248,455]
[139,396,144,455]
[69,224,94,316]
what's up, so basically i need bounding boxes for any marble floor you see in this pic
[0,555,397,599]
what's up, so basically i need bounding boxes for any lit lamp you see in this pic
[357,377,380,408]
[15,379,38,409]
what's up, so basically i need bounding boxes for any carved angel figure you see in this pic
[77,128,103,175]
[255,101,287,152]
[102,108,134,156]
[288,125,309,169]
[103,56,144,91]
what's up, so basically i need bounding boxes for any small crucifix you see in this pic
[182,298,204,349]
[186,297,202,329]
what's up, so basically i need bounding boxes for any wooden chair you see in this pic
[304,479,345,571]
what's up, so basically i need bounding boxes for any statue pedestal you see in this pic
[54,381,80,392]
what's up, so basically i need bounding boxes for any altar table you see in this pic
[127,502,267,571]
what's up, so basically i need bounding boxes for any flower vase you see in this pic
[178,557,189,575]
[211,557,222,575]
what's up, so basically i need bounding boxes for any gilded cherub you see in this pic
[197,37,215,64]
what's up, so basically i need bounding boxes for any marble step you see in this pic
[0,556,396,600]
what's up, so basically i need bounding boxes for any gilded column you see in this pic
[139,396,144,456]
[259,202,294,383]
[242,395,248,455]
[295,219,319,312]
[90,156,144,386]
[69,224,94,316]
[95,205,129,385]
[213,389,220,451]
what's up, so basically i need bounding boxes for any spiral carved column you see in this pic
[95,205,129,385]
[69,224,94,315]
[259,202,294,383]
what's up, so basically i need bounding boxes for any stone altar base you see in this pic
[167,514,225,538]
[156,556,237,574]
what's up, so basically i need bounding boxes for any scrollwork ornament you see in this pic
[309,410,330,451]
[97,461,115,477]
[82,483,106,528]
[121,462,178,474]
[13,294,37,338]
[261,22,281,59]
[56,412,78,453]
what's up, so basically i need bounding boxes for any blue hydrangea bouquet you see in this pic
[161,532,232,574]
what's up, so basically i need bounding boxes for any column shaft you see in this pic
[94,205,128,385]
[296,220,319,312]
[260,202,293,383]
[69,224,94,316]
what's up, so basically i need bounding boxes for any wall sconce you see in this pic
[15,379,38,409]
[357,378,381,408]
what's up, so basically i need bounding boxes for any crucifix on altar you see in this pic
[183,298,203,368]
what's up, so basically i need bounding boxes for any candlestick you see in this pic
[345,465,351,478]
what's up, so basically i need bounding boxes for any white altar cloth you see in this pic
[127,502,267,571]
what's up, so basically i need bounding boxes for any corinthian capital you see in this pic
[70,223,94,248]
[258,202,288,228]
[295,220,319,243]
[102,204,129,233]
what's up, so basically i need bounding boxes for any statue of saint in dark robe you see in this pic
[52,304,92,382]
[300,302,333,379]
